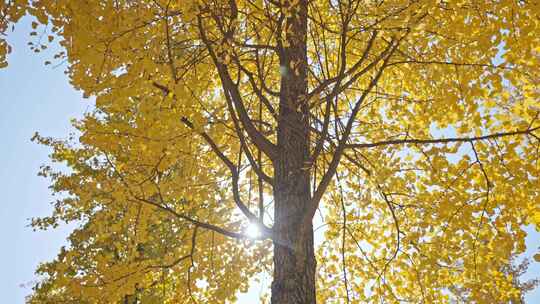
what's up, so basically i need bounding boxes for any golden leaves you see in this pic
[6,0,540,302]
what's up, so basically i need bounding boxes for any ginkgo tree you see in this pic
[2,0,540,303]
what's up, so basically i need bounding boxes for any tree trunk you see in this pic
[272,99,316,303]
[271,1,315,303]
[271,184,316,304]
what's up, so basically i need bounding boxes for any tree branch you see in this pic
[345,126,540,149]
[307,37,400,220]
[196,12,278,160]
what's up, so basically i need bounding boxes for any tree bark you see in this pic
[271,1,316,303]
[272,95,316,304]
[271,183,316,304]
[272,102,315,303]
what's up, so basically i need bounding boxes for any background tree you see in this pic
[2,0,540,303]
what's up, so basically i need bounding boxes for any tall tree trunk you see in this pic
[272,90,316,304]
[272,1,316,303]
[272,103,315,303]
[271,178,316,304]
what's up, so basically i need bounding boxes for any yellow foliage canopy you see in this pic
[2,0,540,303]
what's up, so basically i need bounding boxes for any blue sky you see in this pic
[1,17,538,304]
[0,18,87,303]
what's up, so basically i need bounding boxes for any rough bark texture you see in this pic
[272,105,316,304]
[271,2,316,303]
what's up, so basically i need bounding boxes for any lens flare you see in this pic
[245,222,261,238]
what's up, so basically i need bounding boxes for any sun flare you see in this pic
[245,222,261,238]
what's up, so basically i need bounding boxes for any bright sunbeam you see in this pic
[245,222,261,238]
